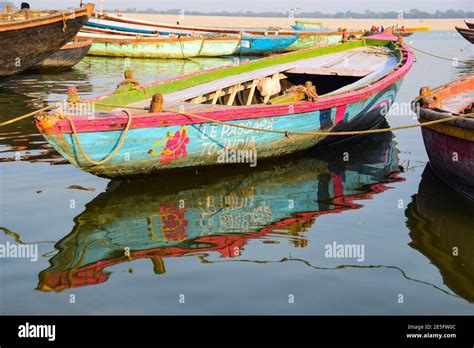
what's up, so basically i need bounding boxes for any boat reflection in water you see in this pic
[455,59,474,77]
[37,129,403,292]
[406,165,474,303]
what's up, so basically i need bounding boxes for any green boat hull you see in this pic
[284,33,362,52]
[88,40,204,59]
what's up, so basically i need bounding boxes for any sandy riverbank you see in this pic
[121,14,469,31]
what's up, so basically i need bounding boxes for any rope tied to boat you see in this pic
[406,43,473,63]
[63,110,133,166]
[0,102,65,127]
[61,12,68,33]
[161,106,474,137]
[86,100,474,137]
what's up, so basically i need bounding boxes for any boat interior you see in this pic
[0,10,55,22]
[435,76,474,114]
[105,46,399,114]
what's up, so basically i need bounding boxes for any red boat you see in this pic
[413,75,474,202]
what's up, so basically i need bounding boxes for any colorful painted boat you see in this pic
[99,12,279,36]
[291,21,328,32]
[0,4,94,77]
[237,33,298,55]
[406,165,474,303]
[465,21,474,30]
[35,35,413,179]
[83,21,359,54]
[76,32,206,59]
[456,26,474,44]
[37,131,403,291]
[77,31,240,58]
[29,41,92,71]
[412,75,474,202]
[95,13,299,55]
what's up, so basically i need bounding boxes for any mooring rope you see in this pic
[64,110,133,166]
[406,43,472,63]
[0,102,64,127]
[161,107,474,137]
[91,101,474,137]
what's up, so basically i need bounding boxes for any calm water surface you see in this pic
[0,32,473,314]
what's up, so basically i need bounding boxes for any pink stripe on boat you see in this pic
[335,105,347,125]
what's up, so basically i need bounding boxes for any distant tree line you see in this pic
[105,8,474,19]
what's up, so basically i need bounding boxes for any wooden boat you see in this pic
[0,4,94,77]
[465,21,474,30]
[35,35,414,179]
[94,13,299,55]
[84,21,360,55]
[236,33,298,55]
[404,25,431,32]
[406,165,474,303]
[37,131,402,291]
[291,21,328,32]
[412,75,474,202]
[29,41,92,71]
[76,32,208,59]
[99,12,279,36]
[455,26,474,44]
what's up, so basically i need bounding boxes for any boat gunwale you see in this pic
[455,26,474,34]
[61,40,93,50]
[76,33,206,44]
[0,4,93,32]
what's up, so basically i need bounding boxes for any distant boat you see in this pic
[98,12,278,36]
[83,21,360,54]
[95,13,366,54]
[29,41,92,71]
[86,15,298,55]
[291,20,328,32]
[465,20,474,30]
[456,26,474,44]
[396,31,413,37]
[35,35,413,179]
[404,25,431,32]
[76,31,240,58]
[0,4,94,77]
[37,131,402,292]
[413,75,474,202]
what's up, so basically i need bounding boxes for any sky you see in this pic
[24,0,474,13]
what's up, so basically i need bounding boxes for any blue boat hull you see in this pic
[291,25,328,32]
[40,80,402,179]
[238,34,299,55]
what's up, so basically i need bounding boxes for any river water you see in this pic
[0,31,473,314]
